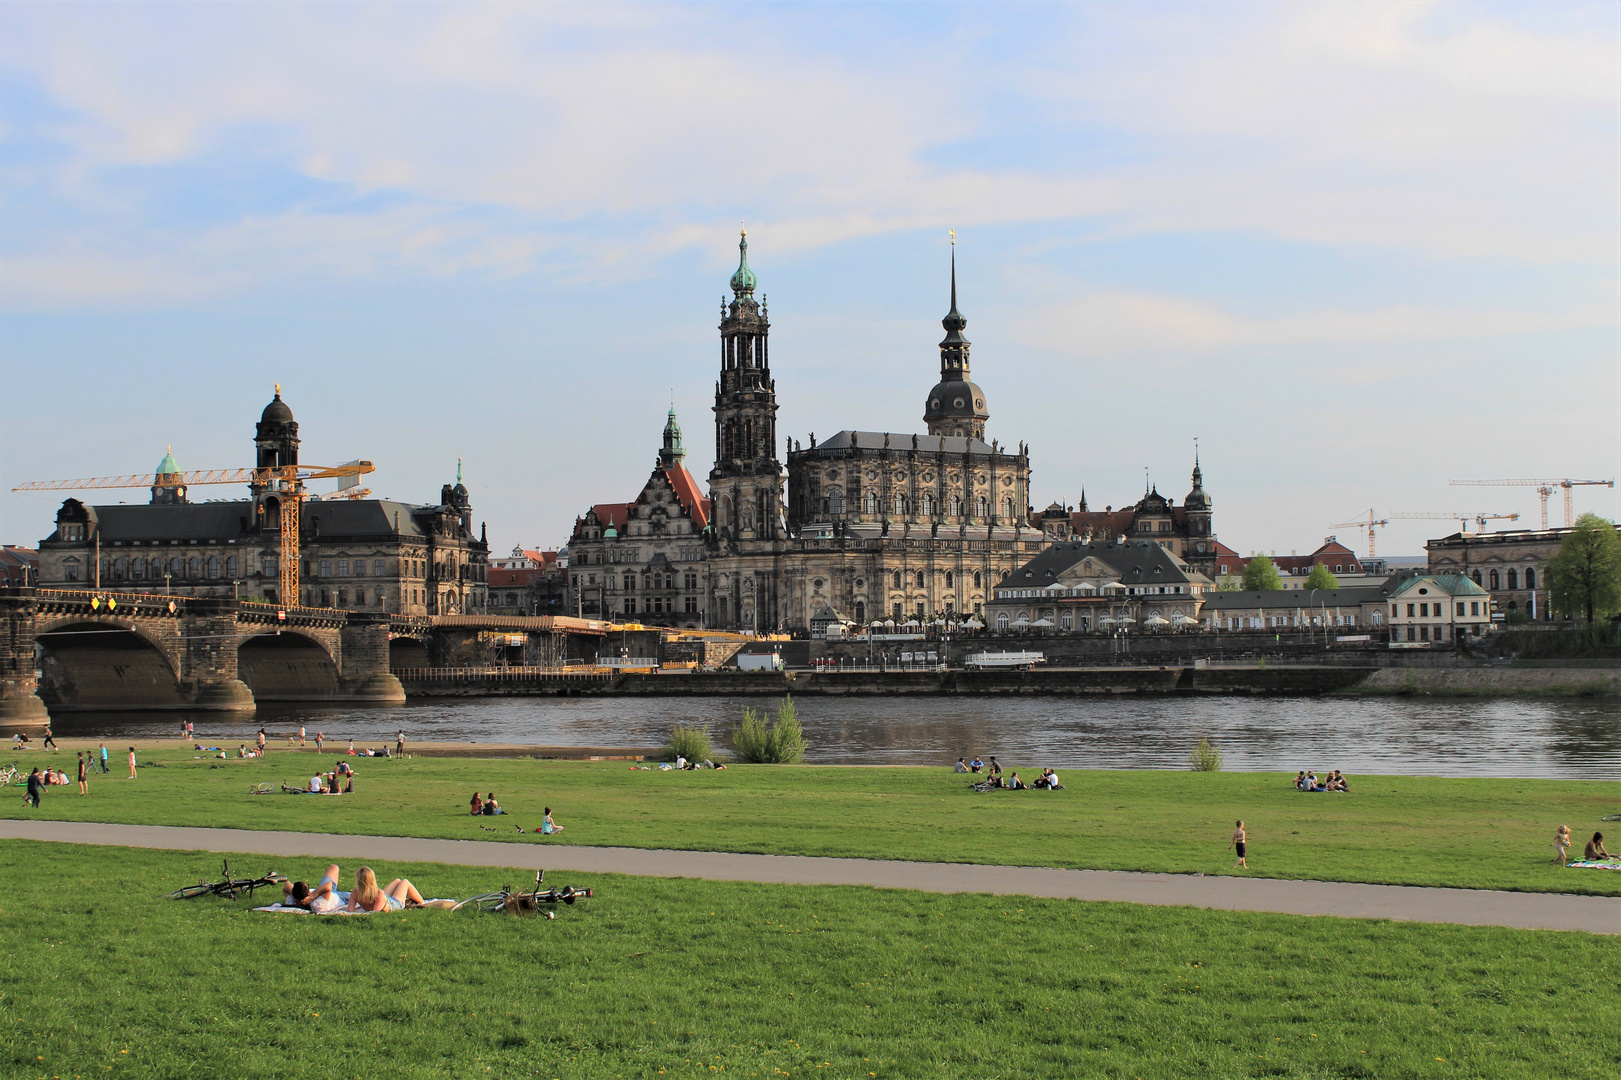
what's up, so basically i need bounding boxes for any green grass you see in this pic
[2,840,1616,1080]
[5,748,1618,895]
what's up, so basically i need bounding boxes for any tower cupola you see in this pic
[923,234,989,441]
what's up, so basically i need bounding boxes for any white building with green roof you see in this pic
[1385,573,1492,647]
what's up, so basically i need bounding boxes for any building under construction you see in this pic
[32,390,490,615]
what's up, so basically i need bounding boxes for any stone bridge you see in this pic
[0,588,615,725]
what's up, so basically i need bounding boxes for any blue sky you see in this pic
[2,1,1617,560]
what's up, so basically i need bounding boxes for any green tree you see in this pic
[1241,554,1283,591]
[1545,514,1621,623]
[1304,563,1339,589]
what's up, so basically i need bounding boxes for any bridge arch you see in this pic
[237,630,341,701]
[35,619,185,710]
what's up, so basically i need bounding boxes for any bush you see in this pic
[665,724,713,763]
[728,696,807,764]
[1188,737,1223,772]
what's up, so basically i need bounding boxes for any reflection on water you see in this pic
[47,695,1621,780]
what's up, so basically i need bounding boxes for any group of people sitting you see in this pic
[667,757,725,771]
[32,766,72,786]
[956,757,1064,791]
[1294,770,1350,792]
[280,864,453,913]
[304,763,353,794]
[467,793,565,834]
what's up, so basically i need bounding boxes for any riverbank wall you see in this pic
[394,663,1621,699]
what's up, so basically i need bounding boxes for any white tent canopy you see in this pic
[1143,615,1170,628]
[1030,617,1056,628]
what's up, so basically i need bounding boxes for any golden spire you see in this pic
[949,228,955,246]
[274,383,281,396]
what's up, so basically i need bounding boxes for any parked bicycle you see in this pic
[0,764,24,786]
[164,859,287,901]
[451,869,593,916]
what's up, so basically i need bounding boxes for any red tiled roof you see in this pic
[664,464,710,530]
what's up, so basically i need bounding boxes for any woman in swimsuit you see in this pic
[345,865,426,912]
[1233,820,1248,868]
[1584,832,1611,862]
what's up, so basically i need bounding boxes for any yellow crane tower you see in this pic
[13,461,374,606]
[1448,478,1615,529]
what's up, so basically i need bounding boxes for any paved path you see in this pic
[5,820,1616,935]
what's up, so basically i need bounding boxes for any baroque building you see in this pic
[704,234,1044,631]
[1035,456,1228,579]
[567,409,711,627]
[36,391,489,616]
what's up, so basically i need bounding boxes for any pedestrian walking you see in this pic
[186,720,193,741]
[256,727,266,754]
[1232,820,1248,869]
[299,724,307,748]
[127,746,137,779]
[180,721,188,741]
[77,752,88,795]
[315,731,323,754]
[396,730,405,758]
[42,725,57,751]
[25,767,43,809]
[98,743,109,774]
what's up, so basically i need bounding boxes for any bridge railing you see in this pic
[392,666,613,681]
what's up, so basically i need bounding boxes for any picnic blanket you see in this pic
[254,901,455,914]
[1565,860,1621,870]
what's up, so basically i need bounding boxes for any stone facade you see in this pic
[35,392,489,616]
[567,410,711,628]
[1036,460,1226,579]
[1424,525,1617,621]
[704,234,1042,632]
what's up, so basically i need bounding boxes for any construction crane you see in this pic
[13,461,374,606]
[1448,478,1615,529]
[1332,511,1520,558]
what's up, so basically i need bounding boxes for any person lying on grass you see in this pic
[284,864,347,912]
[344,866,453,911]
[1585,832,1611,862]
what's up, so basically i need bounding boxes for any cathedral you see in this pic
[702,233,1042,631]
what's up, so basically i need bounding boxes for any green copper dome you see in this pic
[729,230,757,295]
[155,446,181,476]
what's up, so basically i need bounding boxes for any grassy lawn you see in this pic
[2,839,1616,1080]
[4,746,1618,895]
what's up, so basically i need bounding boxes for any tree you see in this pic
[1545,514,1621,623]
[1241,554,1283,591]
[1304,563,1339,589]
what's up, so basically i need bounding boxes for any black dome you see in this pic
[924,379,988,423]
[261,392,294,424]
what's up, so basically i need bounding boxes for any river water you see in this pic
[46,695,1621,780]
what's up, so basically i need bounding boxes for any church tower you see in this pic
[150,445,189,505]
[250,385,301,532]
[709,230,783,542]
[660,407,685,467]
[1184,452,1212,539]
[923,236,989,441]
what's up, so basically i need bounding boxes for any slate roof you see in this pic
[811,431,1003,456]
[996,538,1205,589]
[1200,586,1387,611]
[80,499,432,542]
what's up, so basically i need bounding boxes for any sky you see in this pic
[1,1,1617,562]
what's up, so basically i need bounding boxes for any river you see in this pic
[43,695,1621,780]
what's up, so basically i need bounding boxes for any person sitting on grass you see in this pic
[1034,768,1062,790]
[954,758,969,773]
[345,866,426,912]
[539,807,563,835]
[1585,832,1611,862]
[1008,771,1027,790]
[469,792,483,816]
[969,756,983,773]
[307,773,323,794]
[1294,771,1307,790]
[1304,772,1320,791]
[482,793,502,815]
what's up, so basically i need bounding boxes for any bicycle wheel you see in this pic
[452,893,510,913]
[165,883,220,900]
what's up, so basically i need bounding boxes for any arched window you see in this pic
[949,495,962,517]
[892,571,903,589]
[976,496,989,519]
[916,572,926,589]
[864,493,879,515]
[1002,496,1014,519]
[854,600,865,623]
[170,557,182,576]
[1472,570,1482,585]
[945,571,954,588]
[1506,569,1518,590]
[1489,570,1499,590]
[207,557,219,578]
[973,571,982,588]
[1524,568,1535,589]
[921,494,936,517]
[997,613,1009,631]
[893,494,907,516]
[134,557,146,579]
[226,556,237,576]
